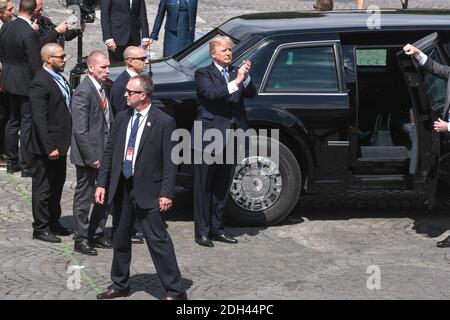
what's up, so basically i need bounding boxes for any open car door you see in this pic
[396,32,449,208]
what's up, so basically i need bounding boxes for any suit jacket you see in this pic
[100,0,149,46]
[0,17,41,96]
[38,15,81,47]
[29,69,72,156]
[97,106,177,209]
[421,57,450,118]
[193,62,257,150]
[110,70,131,115]
[150,0,198,41]
[70,77,114,167]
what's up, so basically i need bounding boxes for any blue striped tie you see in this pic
[122,113,141,178]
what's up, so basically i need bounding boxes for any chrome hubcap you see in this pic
[230,156,282,212]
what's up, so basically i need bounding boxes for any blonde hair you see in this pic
[209,36,234,54]
[0,0,11,14]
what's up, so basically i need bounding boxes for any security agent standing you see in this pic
[100,0,150,64]
[0,0,41,177]
[193,36,257,247]
[404,43,450,248]
[29,43,72,243]
[109,45,149,242]
[95,75,186,300]
[71,51,113,255]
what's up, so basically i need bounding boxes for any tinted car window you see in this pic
[264,46,338,92]
[422,47,446,108]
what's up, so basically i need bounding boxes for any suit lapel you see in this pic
[136,106,157,158]
[86,77,110,127]
[42,70,72,115]
[120,109,133,156]
[209,62,228,85]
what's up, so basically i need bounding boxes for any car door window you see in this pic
[422,47,446,108]
[264,46,339,93]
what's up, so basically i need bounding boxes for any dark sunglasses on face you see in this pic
[124,88,146,95]
[129,56,148,62]
[50,54,67,61]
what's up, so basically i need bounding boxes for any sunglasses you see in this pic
[129,56,148,62]
[50,54,68,61]
[124,88,146,95]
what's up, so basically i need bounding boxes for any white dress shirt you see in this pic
[123,104,151,175]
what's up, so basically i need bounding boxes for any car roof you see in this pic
[220,10,450,40]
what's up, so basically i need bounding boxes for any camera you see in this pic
[62,0,99,23]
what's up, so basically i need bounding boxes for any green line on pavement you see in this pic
[60,241,102,294]
[3,171,32,208]
[2,171,103,295]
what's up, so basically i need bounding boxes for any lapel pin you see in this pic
[147,122,151,127]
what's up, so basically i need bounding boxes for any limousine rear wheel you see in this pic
[225,138,302,227]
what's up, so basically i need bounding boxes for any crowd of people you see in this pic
[1,0,444,301]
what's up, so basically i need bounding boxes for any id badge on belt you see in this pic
[126,147,134,161]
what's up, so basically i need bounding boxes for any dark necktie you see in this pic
[99,86,110,130]
[122,113,141,179]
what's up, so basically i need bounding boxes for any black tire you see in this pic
[225,138,302,227]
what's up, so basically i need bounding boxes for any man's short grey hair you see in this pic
[209,36,234,54]
[131,75,154,96]
[86,50,108,66]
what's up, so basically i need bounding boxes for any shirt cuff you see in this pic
[142,38,150,42]
[447,121,450,132]
[104,38,114,45]
[416,51,428,66]
[227,80,239,94]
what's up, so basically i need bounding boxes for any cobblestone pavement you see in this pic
[2,0,450,300]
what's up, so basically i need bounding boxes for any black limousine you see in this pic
[109,10,450,226]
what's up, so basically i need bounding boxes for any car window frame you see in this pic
[260,40,345,95]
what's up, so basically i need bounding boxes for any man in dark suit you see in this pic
[193,36,257,247]
[95,76,187,300]
[33,0,84,47]
[0,0,41,177]
[110,46,149,243]
[110,46,149,115]
[71,51,113,255]
[30,43,72,243]
[404,43,450,248]
[95,75,186,300]
[100,0,150,64]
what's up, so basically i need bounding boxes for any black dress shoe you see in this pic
[195,235,214,247]
[32,231,61,243]
[6,163,20,174]
[21,169,33,177]
[50,224,72,236]
[436,236,450,248]
[74,240,98,255]
[97,287,130,299]
[91,236,113,249]
[131,232,144,244]
[160,291,188,300]
[212,234,238,244]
